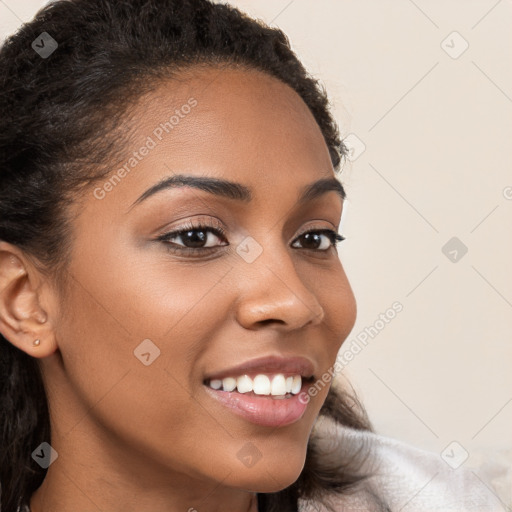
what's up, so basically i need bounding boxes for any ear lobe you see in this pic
[0,243,58,358]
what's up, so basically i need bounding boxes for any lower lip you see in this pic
[203,380,312,427]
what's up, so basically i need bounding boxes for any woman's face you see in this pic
[38,66,356,503]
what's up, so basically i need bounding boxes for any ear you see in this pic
[0,241,58,358]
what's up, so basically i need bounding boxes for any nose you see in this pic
[233,241,325,332]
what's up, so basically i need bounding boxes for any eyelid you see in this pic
[156,217,227,238]
[156,221,344,256]
[157,219,339,242]
[294,222,339,238]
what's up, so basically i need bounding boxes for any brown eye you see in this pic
[161,228,225,249]
[292,230,345,251]
[156,224,344,258]
[156,221,228,256]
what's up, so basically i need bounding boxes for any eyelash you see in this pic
[155,219,345,256]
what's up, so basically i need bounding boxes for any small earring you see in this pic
[33,339,41,347]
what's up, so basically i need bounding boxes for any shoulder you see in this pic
[302,416,507,512]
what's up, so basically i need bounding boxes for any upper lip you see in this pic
[203,355,316,382]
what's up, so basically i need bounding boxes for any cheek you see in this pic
[332,263,356,317]
[306,261,357,352]
[53,254,244,465]
[332,277,357,345]
[53,283,229,477]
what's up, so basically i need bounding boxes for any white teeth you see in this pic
[210,379,222,390]
[236,375,253,393]
[221,377,237,392]
[271,374,287,395]
[291,375,302,394]
[207,373,305,396]
[253,375,271,395]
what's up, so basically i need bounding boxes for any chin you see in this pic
[230,450,306,493]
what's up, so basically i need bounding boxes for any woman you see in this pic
[0,1,503,511]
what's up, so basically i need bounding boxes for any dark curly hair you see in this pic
[0,1,389,511]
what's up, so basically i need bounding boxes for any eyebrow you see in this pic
[128,173,346,211]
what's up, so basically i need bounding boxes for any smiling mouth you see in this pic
[203,373,315,399]
[202,374,315,427]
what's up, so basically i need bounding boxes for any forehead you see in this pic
[80,66,338,218]
[133,65,332,175]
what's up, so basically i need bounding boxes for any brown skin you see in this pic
[0,67,356,512]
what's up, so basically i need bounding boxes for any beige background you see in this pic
[2,0,511,492]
